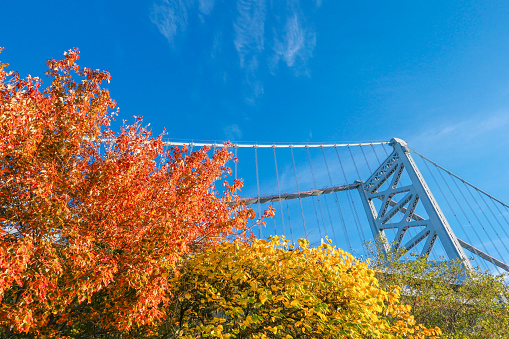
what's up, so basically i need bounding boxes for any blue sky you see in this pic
[3,1,509,259]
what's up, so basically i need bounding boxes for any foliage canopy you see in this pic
[369,244,509,339]
[0,48,254,337]
[161,237,441,338]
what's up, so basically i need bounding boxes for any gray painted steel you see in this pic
[230,137,509,272]
[239,183,360,205]
[357,138,473,270]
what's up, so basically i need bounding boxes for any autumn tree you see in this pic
[0,48,255,337]
[160,237,442,338]
[368,243,509,338]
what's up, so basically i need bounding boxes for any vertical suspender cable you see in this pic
[422,159,491,265]
[445,172,495,267]
[306,146,326,239]
[432,162,490,264]
[286,199,295,243]
[336,146,366,243]
[321,146,349,248]
[347,145,362,179]
[290,146,308,238]
[381,144,390,157]
[254,146,262,238]
[489,198,509,228]
[476,189,509,243]
[234,145,238,181]
[421,159,494,268]
[370,143,382,165]
[466,184,509,258]
[461,180,506,262]
[359,144,372,173]
[445,170,509,256]
[272,146,285,237]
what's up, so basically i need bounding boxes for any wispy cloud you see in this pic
[408,112,509,153]
[244,56,264,103]
[271,11,316,75]
[198,0,215,16]
[150,0,189,44]
[150,0,216,43]
[234,0,267,68]
[150,0,320,102]
[223,123,243,140]
[232,0,268,103]
[232,0,318,102]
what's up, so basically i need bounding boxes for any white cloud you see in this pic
[234,0,267,68]
[150,0,189,44]
[271,11,316,75]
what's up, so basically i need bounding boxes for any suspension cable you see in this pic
[254,146,262,238]
[462,181,506,262]
[476,189,509,242]
[273,146,286,237]
[321,146,349,248]
[410,148,509,209]
[370,143,382,165]
[445,171,496,270]
[467,184,509,258]
[290,147,308,237]
[359,144,372,173]
[347,145,362,179]
[306,147,326,239]
[285,199,295,243]
[163,141,390,148]
[336,146,366,243]
[234,145,238,181]
[489,196,509,228]
[381,144,390,157]
[433,163,487,263]
[421,159,494,268]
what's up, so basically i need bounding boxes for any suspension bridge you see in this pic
[165,137,509,273]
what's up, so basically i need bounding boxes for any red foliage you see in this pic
[0,48,255,336]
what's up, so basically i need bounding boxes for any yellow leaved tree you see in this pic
[162,237,441,338]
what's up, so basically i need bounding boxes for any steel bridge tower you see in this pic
[357,138,508,272]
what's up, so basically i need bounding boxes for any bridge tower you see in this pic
[357,138,473,269]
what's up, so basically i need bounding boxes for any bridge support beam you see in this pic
[357,138,472,269]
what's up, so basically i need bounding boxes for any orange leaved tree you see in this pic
[0,48,254,337]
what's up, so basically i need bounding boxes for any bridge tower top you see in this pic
[389,138,409,151]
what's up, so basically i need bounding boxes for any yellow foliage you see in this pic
[165,237,441,338]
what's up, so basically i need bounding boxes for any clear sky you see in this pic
[2,1,509,251]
